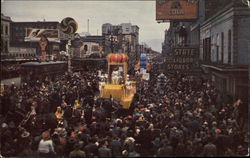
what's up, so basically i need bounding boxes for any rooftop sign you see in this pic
[156,0,198,21]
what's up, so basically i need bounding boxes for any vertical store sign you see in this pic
[156,0,198,21]
[166,47,199,72]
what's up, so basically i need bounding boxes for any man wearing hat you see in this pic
[98,139,112,157]
[202,137,217,157]
[110,135,122,157]
[69,143,86,158]
[66,136,78,154]
[84,137,99,157]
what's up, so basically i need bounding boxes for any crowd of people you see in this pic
[0,66,248,157]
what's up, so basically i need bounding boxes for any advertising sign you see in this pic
[156,0,198,21]
[25,28,60,42]
[165,47,199,72]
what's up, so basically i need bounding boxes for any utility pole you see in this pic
[66,40,72,72]
[87,19,89,33]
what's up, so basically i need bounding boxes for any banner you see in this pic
[156,0,198,21]
[25,28,60,42]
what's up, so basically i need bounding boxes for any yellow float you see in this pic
[100,53,136,109]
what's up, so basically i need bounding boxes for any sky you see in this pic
[1,0,169,52]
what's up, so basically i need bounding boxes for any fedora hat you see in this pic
[68,137,77,144]
[21,131,30,138]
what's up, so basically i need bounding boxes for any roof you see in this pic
[11,21,59,25]
[1,14,12,22]
[21,61,66,66]
[1,58,37,62]
[80,35,105,43]
[72,58,106,61]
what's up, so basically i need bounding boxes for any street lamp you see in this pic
[109,35,117,53]
[66,40,72,72]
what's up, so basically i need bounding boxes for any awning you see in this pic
[201,64,248,72]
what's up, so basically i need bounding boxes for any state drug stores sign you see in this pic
[156,0,198,21]
[165,47,199,72]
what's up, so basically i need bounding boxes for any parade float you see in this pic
[99,53,136,109]
[134,53,151,81]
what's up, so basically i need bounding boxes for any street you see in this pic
[1,0,249,157]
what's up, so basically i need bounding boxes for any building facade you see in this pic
[102,23,139,53]
[200,1,250,104]
[102,23,140,72]
[10,21,61,59]
[71,35,105,58]
[162,0,249,104]
[1,14,12,58]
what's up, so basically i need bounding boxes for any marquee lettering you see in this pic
[169,10,184,15]
[167,64,190,70]
[166,48,198,72]
[174,49,195,56]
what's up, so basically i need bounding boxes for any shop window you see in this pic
[221,32,224,63]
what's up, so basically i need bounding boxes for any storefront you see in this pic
[202,64,248,104]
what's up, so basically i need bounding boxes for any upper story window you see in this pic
[5,26,8,35]
[1,24,3,34]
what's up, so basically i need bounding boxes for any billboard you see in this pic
[156,0,198,21]
[25,28,60,42]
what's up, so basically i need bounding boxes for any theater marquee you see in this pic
[156,0,198,21]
